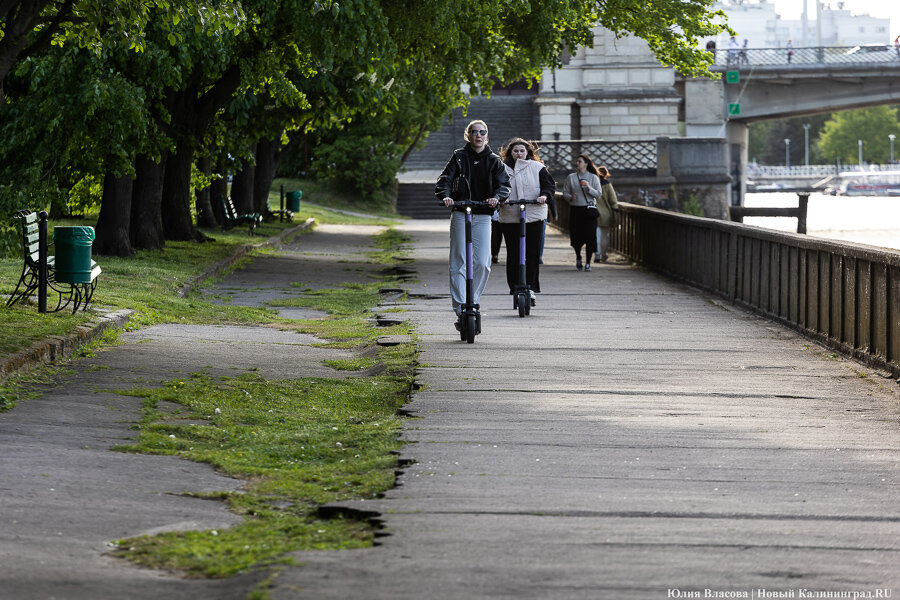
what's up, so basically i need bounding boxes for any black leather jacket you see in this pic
[434,145,511,215]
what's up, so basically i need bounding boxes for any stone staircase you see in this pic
[397,95,539,218]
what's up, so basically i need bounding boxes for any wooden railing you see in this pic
[553,195,900,376]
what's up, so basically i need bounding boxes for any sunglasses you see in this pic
[469,129,487,136]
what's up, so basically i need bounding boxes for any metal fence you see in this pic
[610,202,900,377]
[711,45,900,69]
[537,140,657,175]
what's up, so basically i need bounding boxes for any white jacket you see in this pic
[498,159,548,223]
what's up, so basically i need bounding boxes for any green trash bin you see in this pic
[286,190,302,212]
[53,226,95,283]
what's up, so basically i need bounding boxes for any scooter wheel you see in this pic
[517,293,528,318]
[465,314,477,343]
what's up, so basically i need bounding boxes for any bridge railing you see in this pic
[711,45,900,68]
[749,164,899,178]
[611,203,900,377]
[747,165,838,179]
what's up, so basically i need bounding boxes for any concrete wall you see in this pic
[664,137,731,219]
[540,29,681,141]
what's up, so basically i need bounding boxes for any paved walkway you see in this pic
[274,219,900,599]
[1,220,898,599]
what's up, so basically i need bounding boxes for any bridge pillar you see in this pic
[726,121,748,207]
[664,137,731,219]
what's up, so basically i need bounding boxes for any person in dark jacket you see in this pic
[435,120,511,328]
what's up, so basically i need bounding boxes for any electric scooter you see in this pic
[441,199,492,343]
[504,199,543,318]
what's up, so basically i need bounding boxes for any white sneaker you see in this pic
[529,290,536,306]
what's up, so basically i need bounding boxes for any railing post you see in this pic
[280,184,285,222]
[797,193,809,234]
[38,210,48,314]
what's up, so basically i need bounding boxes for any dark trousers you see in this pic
[491,219,502,258]
[500,220,543,293]
[569,205,597,262]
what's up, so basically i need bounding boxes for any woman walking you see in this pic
[561,154,601,271]
[594,166,620,263]
[497,138,555,304]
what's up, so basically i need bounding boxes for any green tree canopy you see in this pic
[817,106,900,165]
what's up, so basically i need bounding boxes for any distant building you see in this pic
[703,0,890,48]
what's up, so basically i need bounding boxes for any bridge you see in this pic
[701,45,900,206]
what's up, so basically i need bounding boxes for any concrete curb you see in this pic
[1,218,316,380]
[179,218,315,297]
[0,308,133,378]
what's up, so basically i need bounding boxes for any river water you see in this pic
[743,192,900,253]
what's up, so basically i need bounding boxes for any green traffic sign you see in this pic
[726,71,740,83]
[728,103,740,115]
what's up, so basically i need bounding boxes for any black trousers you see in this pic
[491,219,502,258]
[500,220,544,293]
[569,205,597,261]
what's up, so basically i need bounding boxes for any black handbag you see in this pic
[580,180,600,218]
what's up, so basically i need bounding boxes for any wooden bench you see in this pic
[220,195,262,235]
[6,210,101,313]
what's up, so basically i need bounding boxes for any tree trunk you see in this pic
[157,64,241,242]
[94,169,135,257]
[131,153,167,251]
[195,155,217,228]
[210,162,228,226]
[254,138,282,216]
[162,142,206,241]
[230,148,255,214]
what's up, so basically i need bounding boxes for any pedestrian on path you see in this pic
[786,39,794,63]
[561,154,601,271]
[435,119,510,327]
[594,166,620,264]
[497,138,555,303]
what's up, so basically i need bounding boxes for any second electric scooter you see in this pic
[505,199,543,318]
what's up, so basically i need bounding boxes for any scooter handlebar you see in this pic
[437,199,498,210]
[500,198,545,206]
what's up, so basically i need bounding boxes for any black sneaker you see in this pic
[576,258,583,270]
[584,263,591,272]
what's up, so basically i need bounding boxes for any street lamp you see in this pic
[858,139,863,166]
[890,134,896,164]
[784,138,791,168]
[803,124,810,166]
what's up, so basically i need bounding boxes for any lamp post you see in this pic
[890,134,896,164]
[803,124,810,166]
[784,138,790,168]
[858,139,863,166]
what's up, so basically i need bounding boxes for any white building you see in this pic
[705,0,890,49]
